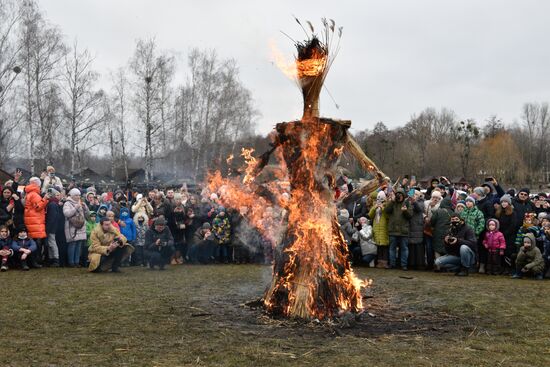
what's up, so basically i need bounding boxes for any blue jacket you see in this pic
[0,237,15,255]
[96,204,109,223]
[12,238,38,253]
[119,208,136,242]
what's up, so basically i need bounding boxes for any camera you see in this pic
[114,237,124,247]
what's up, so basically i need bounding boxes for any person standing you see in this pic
[385,189,413,270]
[24,177,50,264]
[63,189,89,267]
[45,189,62,267]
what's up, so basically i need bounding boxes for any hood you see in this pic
[524,232,536,247]
[338,214,349,225]
[482,182,496,194]
[440,197,453,210]
[486,218,500,231]
[120,207,130,218]
[134,213,149,225]
[395,188,406,202]
[25,185,40,194]
[97,204,109,215]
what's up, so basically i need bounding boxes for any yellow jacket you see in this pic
[88,225,133,272]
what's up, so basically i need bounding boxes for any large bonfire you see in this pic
[209,19,385,320]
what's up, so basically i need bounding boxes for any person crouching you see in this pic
[0,225,14,271]
[12,227,41,271]
[88,217,133,273]
[512,233,544,280]
[145,217,175,270]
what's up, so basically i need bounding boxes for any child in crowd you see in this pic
[12,227,39,271]
[357,217,377,266]
[513,233,545,280]
[84,211,97,267]
[0,225,14,271]
[482,219,506,275]
[132,213,149,266]
[212,207,231,263]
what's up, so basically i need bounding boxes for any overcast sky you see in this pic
[39,0,550,135]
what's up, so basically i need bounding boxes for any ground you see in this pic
[0,265,548,367]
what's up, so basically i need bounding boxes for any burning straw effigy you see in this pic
[209,18,386,320]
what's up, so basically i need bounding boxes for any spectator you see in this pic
[187,222,216,264]
[131,193,153,221]
[106,211,120,231]
[84,211,97,266]
[514,213,539,262]
[212,207,231,263]
[430,197,454,269]
[473,186,494,220]
[356,217,377,266]
[368,191,389,268]
[85,192,99,213]
[170,193,187,264]
[145,217,175,270]
[408,190,426,270]
[63,188,89,268]
[0,186,24,233]
[460,196,486,272]
[41,166,63,194]
[424,190,442,269]
[12,227,39,271]
[385,188,413,270]
[45,188,62,267]
[512,233,544,280]
[455,201,466,214]
[0,225,14,271]
[512,188,535,222]
[24,177,50,264]
[88,217,132,273]
[338,209,357,248]
[132,213,149,266]
[118,207,136,246]
[482,219,506,275]
[435,214,477,276]
[495,194,520,274]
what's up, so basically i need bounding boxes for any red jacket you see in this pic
[24,185,49,239]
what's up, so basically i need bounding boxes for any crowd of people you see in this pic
[340,175,549,280]
[0,166,266,273]
[0,166,549,280]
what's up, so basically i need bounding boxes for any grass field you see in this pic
[1,265,549,367]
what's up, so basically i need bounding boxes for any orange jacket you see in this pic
[24,185,49,239]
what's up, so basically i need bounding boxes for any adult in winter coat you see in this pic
[45,188,62,267]
[63,189,89,267]
[0,186,24,232]
[144,217,175,269]
[338,209,357,247]
[170,194,187,264]
[472,187,494,220]
[430,197,454,259]
[368,191,390,267]
[435,214,477,276]
[131,194,154,222]
[494,194,521,273]
[88,218,133,273]
[512,188,536,221]
[384,188,413,270]
[512,233,544,279]
[356,217,377,265]
[408,191,426,269]
[24,177,50,261]
[345,196,368,224]
[41,166,63,194]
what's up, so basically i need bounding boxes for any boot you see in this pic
[1,262,8,272]
[376,260,387,269]
[478,263,485,274]
[21,260,30,271]
[455,266,469,276]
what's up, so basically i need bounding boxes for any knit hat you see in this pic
[68,188,81,197]
[456,200,466,209]
[500,194,512,205]
[519,188,530,195]
[86,186,96,194]
[202,222,211,230]
[473,187,486,198]
[154,217,166,226]
[465,196,476,204]
[49,188,60,196]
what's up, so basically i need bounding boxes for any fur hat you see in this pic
[430,190,442,200]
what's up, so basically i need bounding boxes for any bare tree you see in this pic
[129,38,175,182]
[110,67,130,183]
[61,40,104,174]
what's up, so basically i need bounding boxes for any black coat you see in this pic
[512,198,535,221]
[144,227,174,252]
[408,200,425,245]
[476,196,495,220]
[46,199,63,235]
[445,223,477,257]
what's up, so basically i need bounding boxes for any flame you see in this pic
[226,154,234,164]
[241,148,259,185]
[270,40,327,80]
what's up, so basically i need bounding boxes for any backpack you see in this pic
[68,202,85,233]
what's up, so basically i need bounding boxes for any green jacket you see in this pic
[368,205,389,246]
[516,234,545,273]
[86,220,96,247]
[459,206,485,237]
[384,197,413,237]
